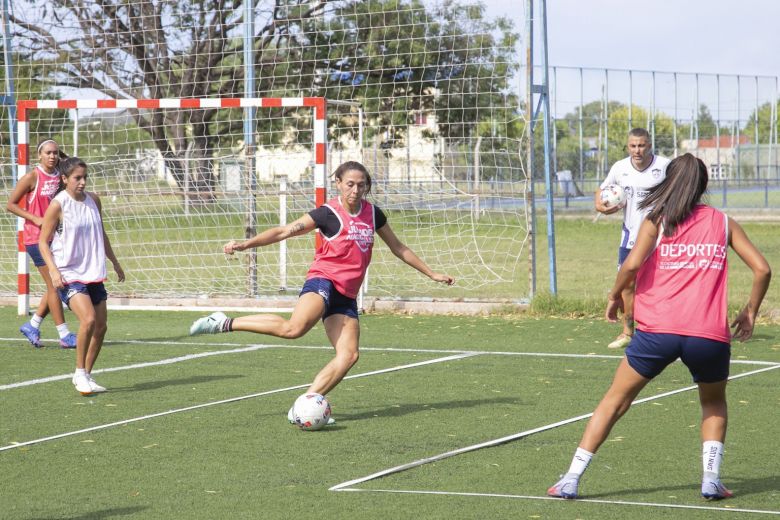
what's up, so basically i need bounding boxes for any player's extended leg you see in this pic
[549,358,650,498]
[307,313,360,396]
[230,292,325,338]
[190,293,325,337]
[698,380,732,499]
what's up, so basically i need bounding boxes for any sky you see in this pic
[486,0,780,78]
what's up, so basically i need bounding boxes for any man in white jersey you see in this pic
[595,128,669,349]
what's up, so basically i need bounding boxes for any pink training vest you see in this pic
[23,166,60,246]
[634,205,730,342]
[306,198,376,299]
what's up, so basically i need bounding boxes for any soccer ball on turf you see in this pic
[600,184,626,208]
[292,393,331,431]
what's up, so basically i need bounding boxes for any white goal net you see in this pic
[1,0,530,308]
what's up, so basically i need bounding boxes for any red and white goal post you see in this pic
[15,97,329,315]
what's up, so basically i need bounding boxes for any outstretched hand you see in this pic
[223,240,241,255]
[431,273,455,286]
[730,306,755,341]
[605,295,624,322]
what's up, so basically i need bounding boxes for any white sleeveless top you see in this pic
[50,191,107,284]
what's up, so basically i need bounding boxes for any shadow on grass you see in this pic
[104,334,203,345]
[583,473,780,500]
[109,374,244,393]
[29,505,148,520]
[340,397,524,421]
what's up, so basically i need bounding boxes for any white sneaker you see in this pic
[87,375,107,393]
[189,312,228,335]
[547,473,580,499]
[702,472,733,500]
[73,374,94,396]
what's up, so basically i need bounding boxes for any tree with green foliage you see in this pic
[744,101,777,143]
[8,0,521,188]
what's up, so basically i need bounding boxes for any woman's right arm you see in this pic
[223,214,317,254]
[6,172,40,225]
[38,200,64,289]
[728,217,771,341]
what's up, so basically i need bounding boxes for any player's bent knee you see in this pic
[281,323,308,339]
[340,350,359,368]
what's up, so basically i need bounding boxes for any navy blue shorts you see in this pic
[58,282,108,307]
[617,246,632,269]
[626,330,731,383]
[300,278,359,320]
[25,244,47,267]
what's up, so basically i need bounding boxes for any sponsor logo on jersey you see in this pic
[658,242,727,271]
[346,220,374,252]
[40,178,59,198]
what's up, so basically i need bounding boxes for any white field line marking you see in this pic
[0,344,279,390]
[5,335,779,365]
[339,488,780,516]
[2,336,777,390]
[0,352,479,452]
[329,363,780,491]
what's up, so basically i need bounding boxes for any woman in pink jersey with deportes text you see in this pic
[548,154,771,500]
[189,161,455,424]
[6,139,77,348]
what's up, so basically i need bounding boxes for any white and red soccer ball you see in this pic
[292,393,331,431]
[600,184,626,208]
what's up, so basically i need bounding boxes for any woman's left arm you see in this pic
[91,193,125,282]
[376,223,454,285]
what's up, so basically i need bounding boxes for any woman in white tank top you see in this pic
[39,157,125,396]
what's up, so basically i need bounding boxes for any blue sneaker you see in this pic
[20,322,42,348]
[59,332,77,349]
[547,473,580,499]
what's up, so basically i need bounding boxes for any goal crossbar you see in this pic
[15,97,328,315]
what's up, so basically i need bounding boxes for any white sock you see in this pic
[74,368,87,377]
[703,441,724,477]
[567,447,594,476]
[56,323,71,339]
[30,315,43,329]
